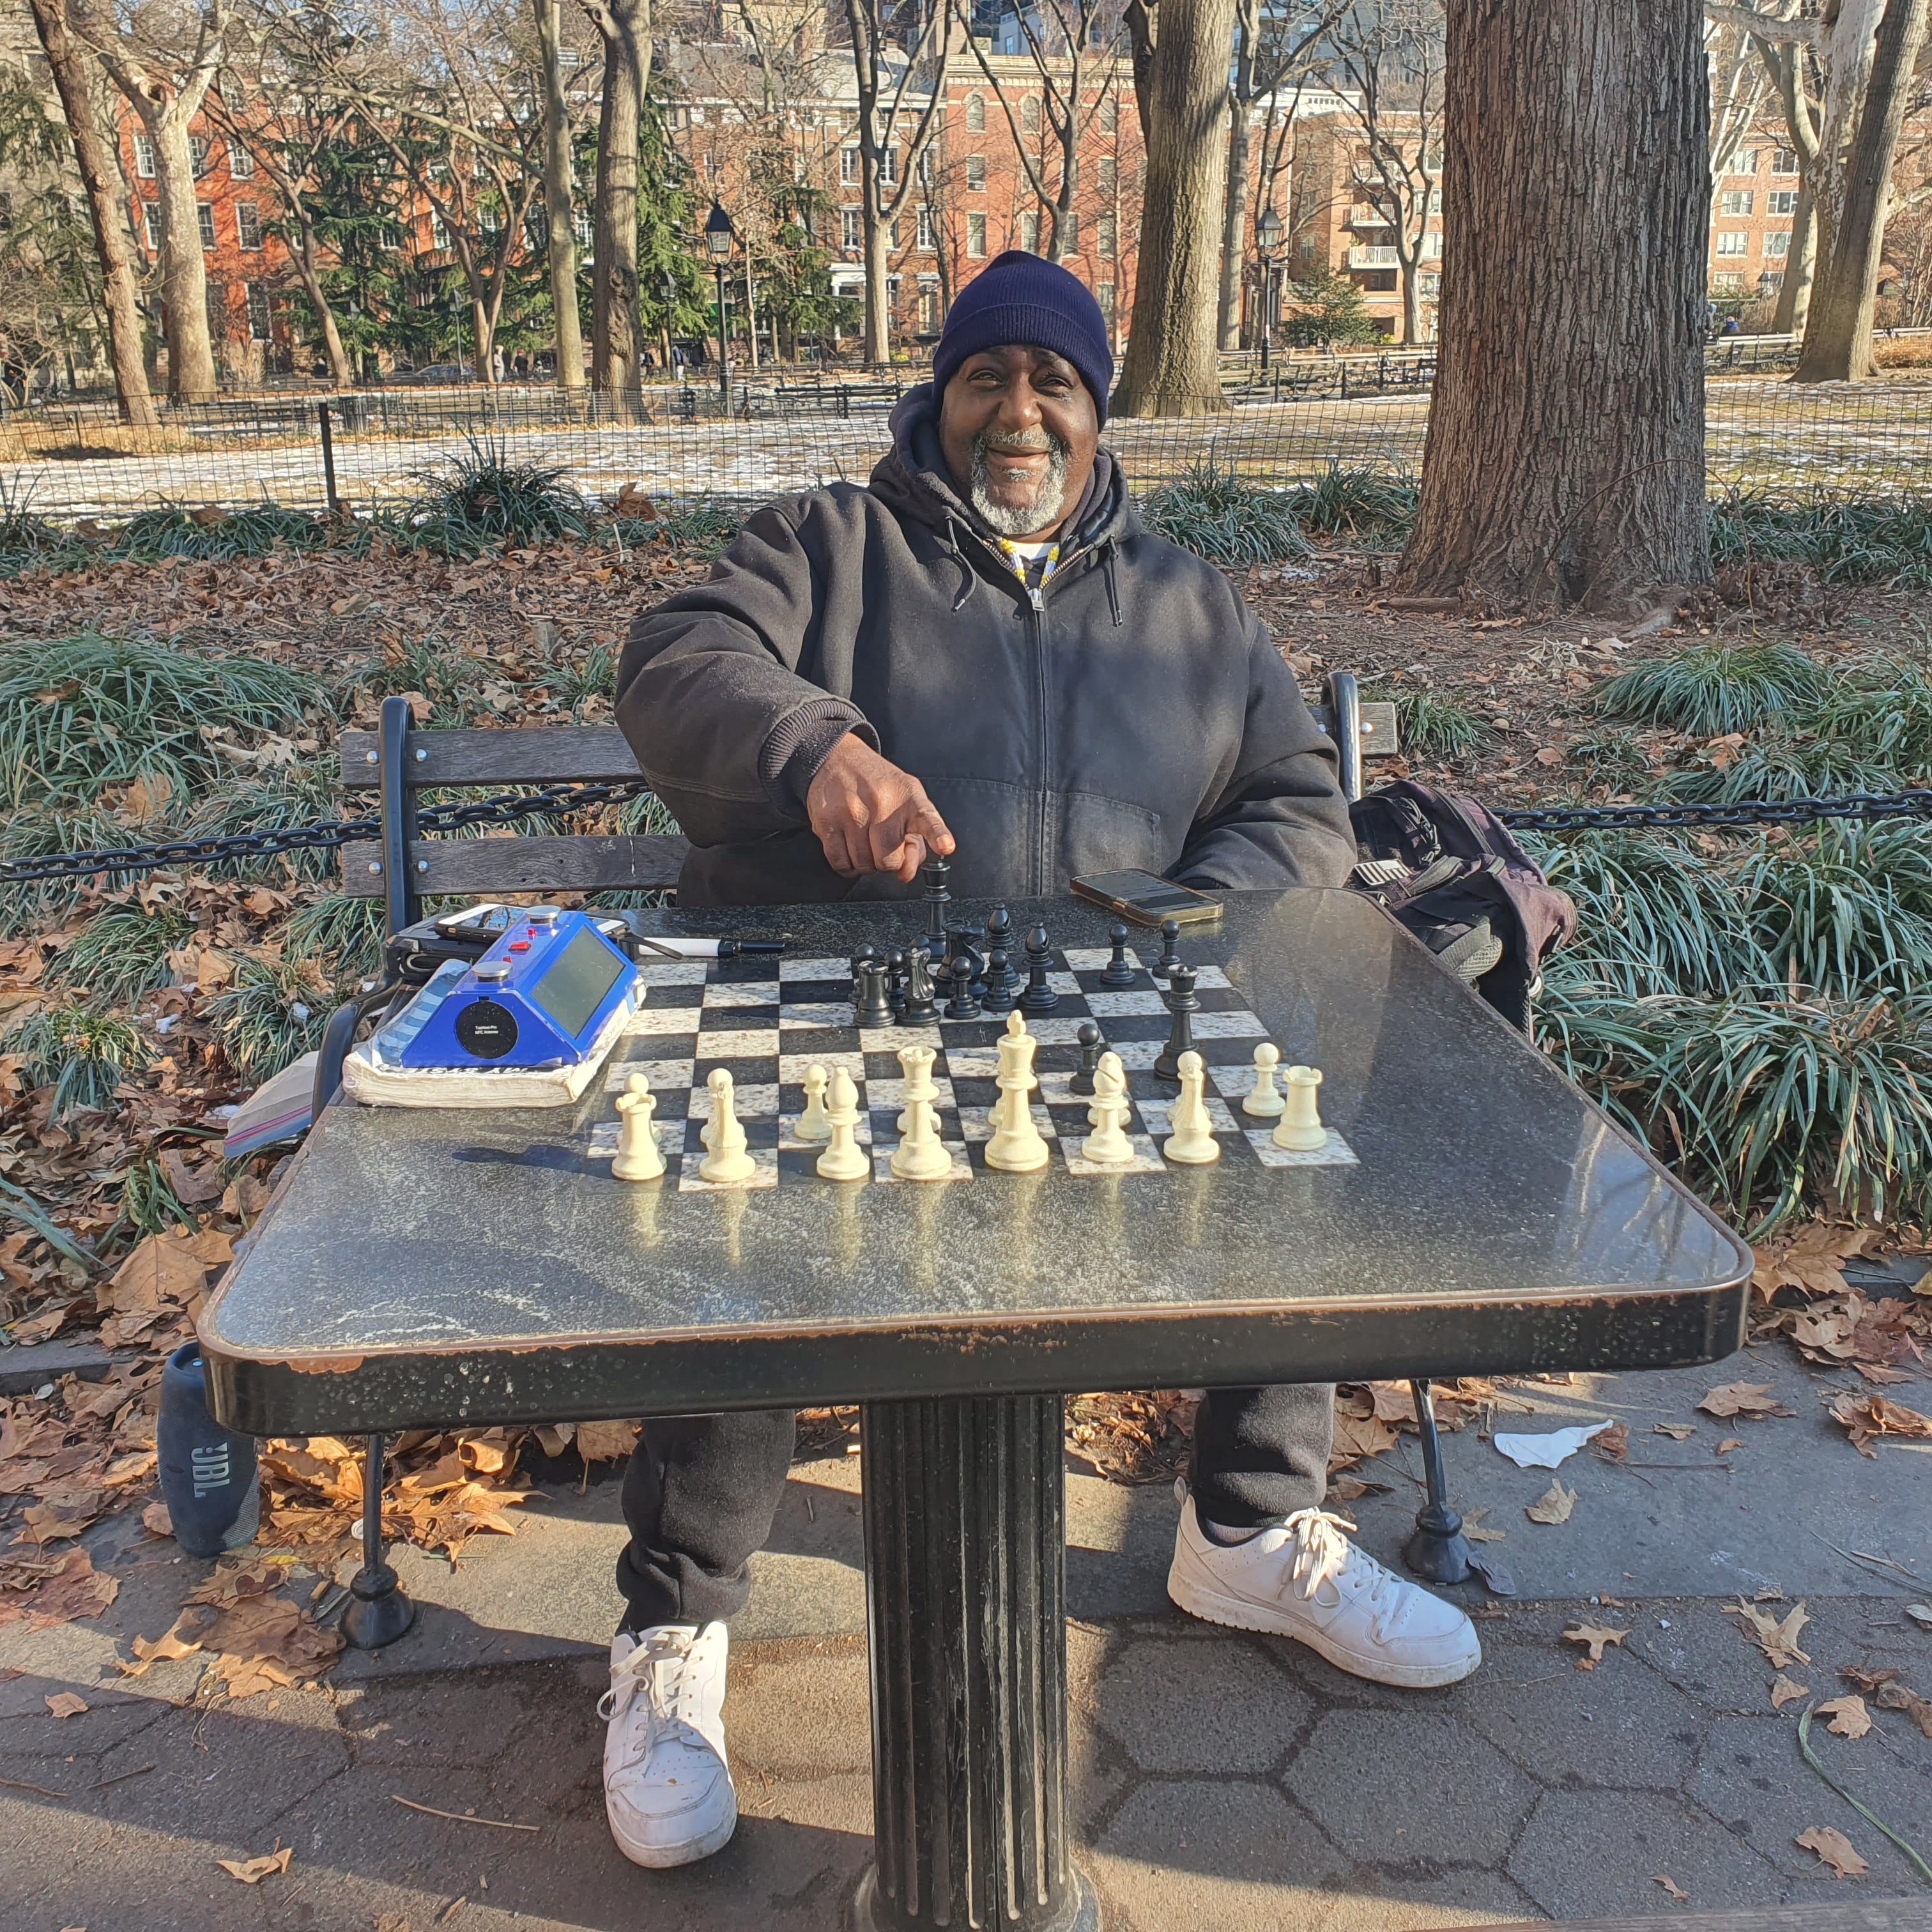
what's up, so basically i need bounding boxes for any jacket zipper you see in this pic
[1026,581,1049,894]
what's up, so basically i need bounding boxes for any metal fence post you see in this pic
[318,401,341,516]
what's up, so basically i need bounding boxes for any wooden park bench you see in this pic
[771,379,907,420]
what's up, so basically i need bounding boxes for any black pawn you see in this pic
[885,949,907,1013]
[900,947,939,1025]
[1098,922,1136,989]
[1070,1021,1103,1097]
[1149,918,1183,983]
[943,957,981,1021]
[1020,924,1058,1014]
[855,962,894,1031]
[1154,963,1199,1080]
[981,946,1017,1014]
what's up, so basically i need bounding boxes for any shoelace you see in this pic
[1282,1508,1404,1639]
[598,1628,705,1767]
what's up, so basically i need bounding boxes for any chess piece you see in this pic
[1070,1021,1103,1097]
[891,1045,953,1180]
[850,944,880,1002]
[1163,1051,1220,1165]
[698,1068,758,1183]
[900,947,940,1025]
[942,934,982,1020]
[1149,917,1183,981]
[855,962,894,1031]
[1020,925,1058,1013]
[981,946,1018,1013]
[612,1072,666,1180]
[986,902,1015,962]
[1154,964,1200,1080]
[795,1064,832,1142]
[920,854,953,960]
[816,1068,870,1181]
[1274,1065,1327,1151]
[1098,922,1137,988]
[986,1010,1049,1171]
[885,949,907,1014]
[1243,1042,1285,1119]
[1081,1052,1134,1165]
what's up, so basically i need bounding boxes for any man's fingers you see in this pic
[908,794,955,855]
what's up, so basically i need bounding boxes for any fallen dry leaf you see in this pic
[1525,1478,1577,1525]
[141,1501,172,1539]
[1829,1390,1932,1457]
[1461,1506,1506,1544]
[1717,1438,1745,1456]
[1817,1694,1873,1738]
[0,1548,119,1630]
[1653,1423,1697,1440]
[1593,1422,1630,1461]
[1752,1224,1876,1301]
[571,1419,639,1464]
[1908,1604,1932,1630]
[115,1628,203,1678]
[215,1847,292,1885]
[1652,1874,1689,1903]
[1563,1623,1627,1662]
[1873,1681,1932,1738]
[1772,1675,1811,1708]
[1795,1825,1867,1878]
[1839,1665,1899,1692]
[43,1691,88,1719]
[1698,1381,1790,1420]
[1727,1598,1812,1668]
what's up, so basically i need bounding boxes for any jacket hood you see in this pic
[873,382,1132,556]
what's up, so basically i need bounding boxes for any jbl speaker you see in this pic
[157,1342,260,1558]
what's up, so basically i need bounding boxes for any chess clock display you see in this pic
[396,908,638,1069]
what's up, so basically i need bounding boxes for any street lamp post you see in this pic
[1256,206,1285,378]
[705,199,735,406]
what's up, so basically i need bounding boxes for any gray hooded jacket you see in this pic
[616,386,1355,907]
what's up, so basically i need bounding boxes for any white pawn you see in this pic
[1081,1052,1134,1166]
[1274,1064,1327,1151]
[986,1009,1048,1172]
[698,1067,757,1183]
[612,1072,665,1181]
[816,1067,870,1181]
[1243,1041,1285,1119]
[1163,1050,1221,1165]
[891,1045,953,1181]
[795,1063,832,1142]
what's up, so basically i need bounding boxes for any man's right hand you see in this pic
[806,733,956,883]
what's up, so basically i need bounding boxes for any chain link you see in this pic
[3,779,1928,887]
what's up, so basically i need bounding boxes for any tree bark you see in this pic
[1794,0,1930,383]
[1394,0,1710,612]
[146,109,218,403]
[586,0,650,409]
[1217,88,1251,351]
[26,0,157,425]
[1772,176,1816,335]
[291,215,353,385]
[862,213,891,364]
[534,0,586,391]
[1114,0,1234,417]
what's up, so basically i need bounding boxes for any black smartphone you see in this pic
[1070,870,1224,929]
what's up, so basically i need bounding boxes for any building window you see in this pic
[1719,188,1754,217]
[431,208,449,250]
[1764,229,1791,257]
[966,154,985,191]
[919,146,934,185]
[916,203,933,250]
[574,209,593,247]
[236,201,262,250]
[965,93,985,132]
[190,135,213,179]
[880,146,898,185]
[227,139,254,180]
[1732,149,1758,175]
[246,282,272,341]
[197,201,217,250]
[919,285,940,331]
[1098,156,1116,196]
[1773,148,1798,175]
[842,206,862,251]
[1098,96,1117,135]
[1759,269,1784,291]
[1096,280,1115,325]
[887,215,900,250]
[1715,230,1749,257]
[1767,188,1798,216]
[1021,96,1041,135]
[1711,271,1744,293]
[141,201,158,250]
[1097,213,1116,259]
[1019,210,1038,252]
[840,146,859,186]
[967,211,986,258]
[134,134,157,179]
[887,273,900,312]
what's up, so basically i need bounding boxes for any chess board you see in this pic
[585,943,1356,1191]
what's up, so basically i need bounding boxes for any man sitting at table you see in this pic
[607,250,1482,1870]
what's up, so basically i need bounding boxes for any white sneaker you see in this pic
[1167,1496,1482,1689]
[600,1623,737,1867]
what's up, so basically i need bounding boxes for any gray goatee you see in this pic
[970,426,1070,537]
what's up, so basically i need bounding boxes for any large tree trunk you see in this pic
[26,0,157,425]
[533,0,585,392]
[589,0,649,410]
[1217,90,1252,351]
[1772,177,1817,335]
[1395,0,1710,612]
[1114,0,1235,417]
[1795,0,1929,383]
[292,217,354,385]
[862,211,891,362]
[1400,256,1422,343]
[148,111,218,404]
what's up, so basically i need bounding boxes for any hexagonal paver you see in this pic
[1091,1635,1307,1775]
[1509,1788,1786,1920]
[1282,1710,1538,1865]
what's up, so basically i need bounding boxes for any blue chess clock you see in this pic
[394,908,637,1070]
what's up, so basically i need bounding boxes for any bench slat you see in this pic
[1312,700,1400,757]
[339,832,688,897]
[339,726,643,789]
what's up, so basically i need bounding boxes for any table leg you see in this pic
[341,1432,417,1649]
[853,1393,1100,1932]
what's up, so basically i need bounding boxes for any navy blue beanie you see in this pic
[933,251,1114,425]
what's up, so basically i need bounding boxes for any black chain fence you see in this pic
[5,784,1929,888]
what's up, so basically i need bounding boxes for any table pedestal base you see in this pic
[856,1393,1100,1932]
[341,1432,417,1649]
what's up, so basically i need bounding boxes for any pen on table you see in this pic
[628,935,793,961]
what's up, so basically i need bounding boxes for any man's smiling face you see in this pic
[939,344,1100,540]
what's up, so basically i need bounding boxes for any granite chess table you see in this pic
[200,887,1751,1932]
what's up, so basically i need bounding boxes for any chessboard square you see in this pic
[780,1110,873,1149]
[676,1146,781,1192]
[781,955,850,980]
[1083,990,1169,1016]
[939,1046,1000,1080]
[781,1002,854,1030]
[1032,1069,1091,1104]
[628,1008,702,1037]
[1208,1061,1269,1100]
[694,1026,783,1057]
[1046,970,1082,995]
[870,1140,972,1184]
[702,978,779,1007]
[1192,965,1234,990]
[587,1121,621,1156]
[1059,947,1113,972]
[1190,1011,1270,1040]
[686,1080,781,1119]
[866,1022,951,1054]
[778,1050,868,1085]
[1245,1126,1358,1168]
[638,961,709,988]
[1107,1038,1166,1071]
[1136,1094,1239,1136]
[604,1055,699,1094]
[1021,1016,1090,1045]
[1062,1133,1167,1178]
